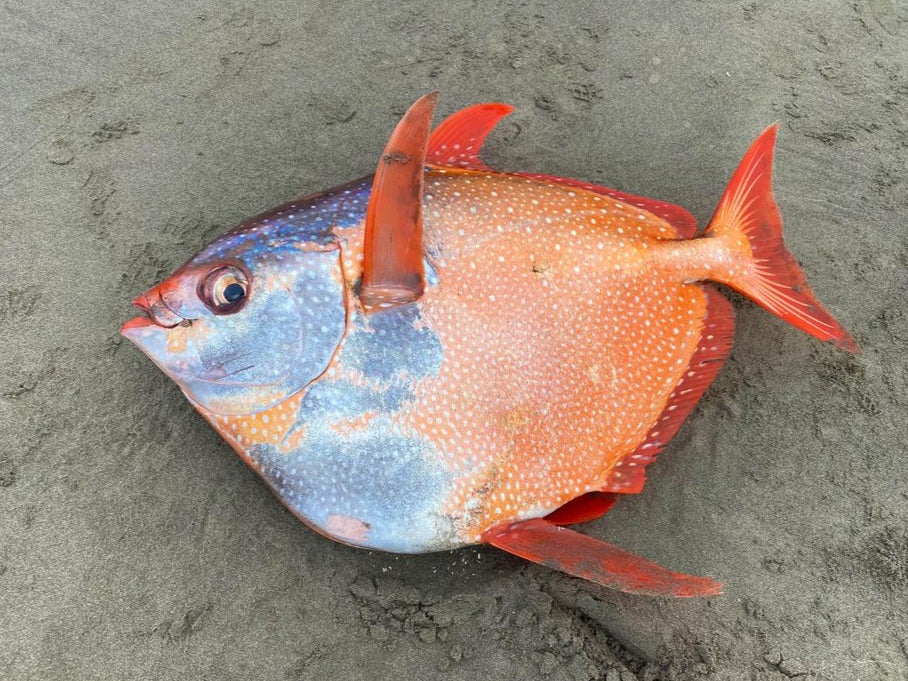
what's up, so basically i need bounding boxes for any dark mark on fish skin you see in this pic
[383,151,410,165]
[531,260,551,276]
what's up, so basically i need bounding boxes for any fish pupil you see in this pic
[223,282,245,303]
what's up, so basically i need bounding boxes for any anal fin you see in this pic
[483,518,722,597]
[603,285,735,494]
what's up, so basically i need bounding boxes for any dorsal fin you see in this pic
[361,92,438,310]
[425,102,698,238]
[427,103,514,169]
[519,172,699,239]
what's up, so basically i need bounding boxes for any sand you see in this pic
[1,1,906,679]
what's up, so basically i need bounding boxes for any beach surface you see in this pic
[1,2,906,679]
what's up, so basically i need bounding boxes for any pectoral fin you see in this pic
[482,518,722,597]
[361,92,438,309]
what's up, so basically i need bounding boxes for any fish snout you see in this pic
[131,287,186,328]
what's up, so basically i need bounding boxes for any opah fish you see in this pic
[122,93,856,597]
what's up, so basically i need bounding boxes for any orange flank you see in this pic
[396,168,723,539]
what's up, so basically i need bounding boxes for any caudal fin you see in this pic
[705,125,858,352]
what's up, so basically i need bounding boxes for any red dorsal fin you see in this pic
[595,185,699,239]
[426,103,697,237]
[603,285,735,494]
[545,491,620,525]
[519,172,699,239]
[427,103,514,169]
[483,518,722,597]
[361,92,439,310]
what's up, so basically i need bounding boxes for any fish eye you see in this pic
[200,266,249,314]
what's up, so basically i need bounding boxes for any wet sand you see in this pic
[1,2,906,679]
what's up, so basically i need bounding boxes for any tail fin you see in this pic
[705,125,858,352]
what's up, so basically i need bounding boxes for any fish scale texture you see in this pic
[178,168,724,551]
[409,170,711,539]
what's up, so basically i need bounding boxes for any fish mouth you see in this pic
[120,315,156,334]
[121,287,187,335]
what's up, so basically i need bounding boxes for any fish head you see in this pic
[121,229,348,416]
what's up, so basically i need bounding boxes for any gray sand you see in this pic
[1,2,906,679]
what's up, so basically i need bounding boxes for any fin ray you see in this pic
[361,92,438,309]
[483,518,722,597]
[520,173,699,238]
[427,103,514,169]
[705,124,858,351]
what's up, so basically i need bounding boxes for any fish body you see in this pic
[123,96,856,595]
